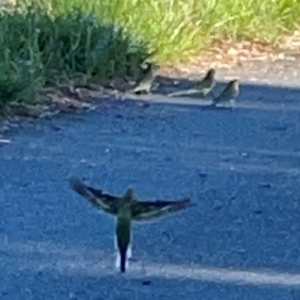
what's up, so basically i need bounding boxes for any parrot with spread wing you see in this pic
[69,177,194,272]
[69,177,193,221]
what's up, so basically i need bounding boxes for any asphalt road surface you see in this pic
[1,60,300,299]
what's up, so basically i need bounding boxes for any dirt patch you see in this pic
[159,32,300,77]
[0,86,119,142]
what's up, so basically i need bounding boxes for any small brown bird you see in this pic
[194,68,216,96]
[128,62,157,94]
[213,79,239,106]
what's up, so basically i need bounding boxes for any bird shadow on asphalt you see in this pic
[121,74,300,114]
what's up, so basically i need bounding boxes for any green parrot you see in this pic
[69,177,193,221]
[69,177,194,273]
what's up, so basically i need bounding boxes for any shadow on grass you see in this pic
[0,4,153,110]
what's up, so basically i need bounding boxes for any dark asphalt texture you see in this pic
[1,60,300,299]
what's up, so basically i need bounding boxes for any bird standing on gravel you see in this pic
[128,62,157,94]
[212,79,239,106]
[168,68,216,97]
[194,68,216,96]
[69,177,194,273]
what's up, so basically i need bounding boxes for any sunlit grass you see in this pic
[47,0,300,62]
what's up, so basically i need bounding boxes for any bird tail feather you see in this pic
[115,247,129,273]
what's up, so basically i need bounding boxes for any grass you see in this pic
[49,0,300,61]
[0,0,299,110]
[0,1,152,111]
